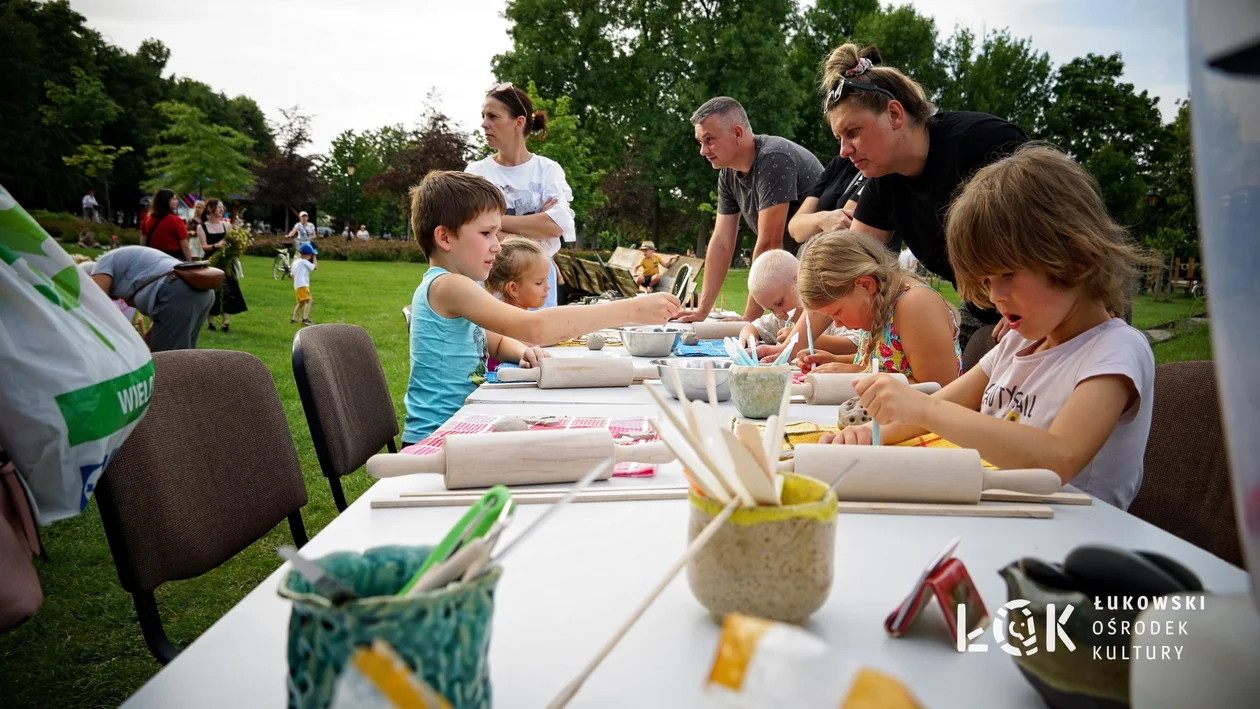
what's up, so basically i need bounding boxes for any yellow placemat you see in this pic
[754,422,997,469]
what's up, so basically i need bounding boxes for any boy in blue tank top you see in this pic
[404,172,682,443]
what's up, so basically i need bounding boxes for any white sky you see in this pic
[72,0,1189,156]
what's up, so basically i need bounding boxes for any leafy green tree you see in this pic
[252,107,326,229]
[39,66,134,215]
[1042,53,1164,166]
[144,101,256,197]
[938,28,1052,133]
[853,4,945,98]
[525,83,605,237]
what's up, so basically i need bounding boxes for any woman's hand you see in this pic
[855,374,933,426]
[540,197,559,213]
[518,346,548,368]
[816,208,854,233]
[820,423,874,445]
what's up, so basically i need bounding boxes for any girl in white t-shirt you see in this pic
[826,145,1155,510]
[466,82,576,308]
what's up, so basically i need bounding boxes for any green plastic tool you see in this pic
[397,485,513,596]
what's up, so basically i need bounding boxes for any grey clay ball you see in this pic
[587,333,606,350]
[681,332,699,346]
[491,416,530,432]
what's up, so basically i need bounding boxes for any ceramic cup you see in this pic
[278,545,501,709]
[728,364,792,419]
[687,474,837,624]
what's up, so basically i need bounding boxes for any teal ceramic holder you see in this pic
[277,545,502,709]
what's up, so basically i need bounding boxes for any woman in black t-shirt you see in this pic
[817,43,1028,349]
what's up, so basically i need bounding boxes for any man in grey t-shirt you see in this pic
[676,97,823,322]
[90,246,215,351]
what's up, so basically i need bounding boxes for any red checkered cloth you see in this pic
[399,415,660,477]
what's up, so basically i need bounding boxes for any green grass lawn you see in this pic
[0,255,1213,708]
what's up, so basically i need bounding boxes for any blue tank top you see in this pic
[403,267,487,442]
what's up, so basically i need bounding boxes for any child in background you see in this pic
[828,145,1154,510]
[738,249,859,363]
[404,171,681,443]
[484,236,552,370]
[290,243,317,326]
[796,231,962,387]
[634,241,667,290]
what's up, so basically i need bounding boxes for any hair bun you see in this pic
[529,110,549,139]
[860,46,883,66]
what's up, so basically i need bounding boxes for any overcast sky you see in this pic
[72,0,1189,156]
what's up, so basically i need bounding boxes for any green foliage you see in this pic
[144,101,257,198]
[525,83,605,223]
[853,4,946,98]
[1042,53,1164,167]
[40,66,121,134]
[62,141,134,179]
[1082,144,1146,228]
[938,28,1052,133]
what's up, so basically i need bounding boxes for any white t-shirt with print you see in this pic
[292,258,315,289]
[978,318,1154,510]
[465,154,576,258]
[751,312,858,347]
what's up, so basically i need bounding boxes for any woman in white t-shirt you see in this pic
[823,146,1155,510]
[466,82,576,308]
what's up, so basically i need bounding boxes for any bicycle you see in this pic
[272,243,294,280]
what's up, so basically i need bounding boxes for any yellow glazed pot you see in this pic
[686,474,838,624]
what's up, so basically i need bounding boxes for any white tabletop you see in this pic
[121,398,1251,708]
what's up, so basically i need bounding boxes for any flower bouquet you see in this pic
[209,227,252,279]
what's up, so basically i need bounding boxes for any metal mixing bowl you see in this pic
[650,358,733,401]
[618,325,684,358]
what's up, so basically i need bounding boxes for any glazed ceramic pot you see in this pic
[687,474,837,624]
[278,545,501,709]
[728,364,792,419]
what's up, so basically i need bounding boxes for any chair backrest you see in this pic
[293,324,399,480]
[95,350,309,593]
[607,265,640,298]
[669,263,694,299]
[1131,360,1243,567]
[961,324,996,373]
[575,258,608,294]
[552,252,579,289]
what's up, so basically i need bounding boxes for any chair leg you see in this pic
[288,510,309,548]
[133,590,180,665]
[328,476,348,513]
[387,439,398,454]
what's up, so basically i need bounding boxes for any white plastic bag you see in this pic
[0,185,154,524]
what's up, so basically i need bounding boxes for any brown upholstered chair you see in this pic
[292,324,399,512]
[95,350,309,664]
[961,323,997,373]
[1130,361,1243,567]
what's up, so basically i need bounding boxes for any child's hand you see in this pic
[633,292,682,323]
[775,326,792,343]
[820,423,874,445]
[519,346,548,368]
[756,343,784,362]
[793,350,842,373]
[855,374,932,426]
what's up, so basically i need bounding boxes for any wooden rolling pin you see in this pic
[790,372,941,404]
[366,429,675,488]
[779,445,1062,503]
[497,358,659,388]
[687,321,748,340]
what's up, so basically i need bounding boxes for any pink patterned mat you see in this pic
[399,414,659,477]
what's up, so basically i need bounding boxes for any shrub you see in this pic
[246,236,428,263]
[33,211,142,245]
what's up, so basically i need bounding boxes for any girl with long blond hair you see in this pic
[796,230,961,387]
[827,145,1155,510]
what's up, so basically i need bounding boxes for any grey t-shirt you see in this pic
[717,135,823,251]
[93,246,180,315]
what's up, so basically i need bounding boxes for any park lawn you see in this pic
[0,255,1212,708]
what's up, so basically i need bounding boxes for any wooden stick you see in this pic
[979,490,1092,505]
[547,496,742,709]
[373,488,689,509]
[835,501,1054,518]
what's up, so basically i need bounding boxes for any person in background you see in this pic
[675,97,824,322]
[467,82,577,309]
[290,243,317,326]
[634,241,668,291]
[187,200,206,259]
[197,199,246,332]
[87,246,214,351]
[343,224,352,241]
[140,188,191,261]
[827,146,1154,511]
[484,236,553,368]
[82,189,99,224]
[356,224,370,241]
[288,211,316,251]
[738,248,859,362]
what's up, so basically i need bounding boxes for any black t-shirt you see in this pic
[808,155,901,251]
[854,111,1028,288]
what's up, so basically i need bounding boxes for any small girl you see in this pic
[484,237,552,370]
[829,145,1155,510]
[796,230,962,388]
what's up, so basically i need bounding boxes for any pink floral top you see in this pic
[853,284,962,380]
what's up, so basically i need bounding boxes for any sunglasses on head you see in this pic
[487,81,513,94]
[825,78,897,109]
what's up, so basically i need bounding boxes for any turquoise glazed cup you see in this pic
[728,364,792,419]
[277,545,502,709]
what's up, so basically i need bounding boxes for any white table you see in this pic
[121,400,1251,708]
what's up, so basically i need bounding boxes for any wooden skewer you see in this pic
[546,496,742,709]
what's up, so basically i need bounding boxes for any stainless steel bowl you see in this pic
[618,325,684,358]
[650,358,733,401]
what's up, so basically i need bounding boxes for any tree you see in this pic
[853,4,946,99]
[39,66,134,215]
[525,83,605,240]
[1042,53,1164,166]
[938,28,1052,133]
[365,106,474,234]
[144,101,256,197]
[252,107,325,229]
